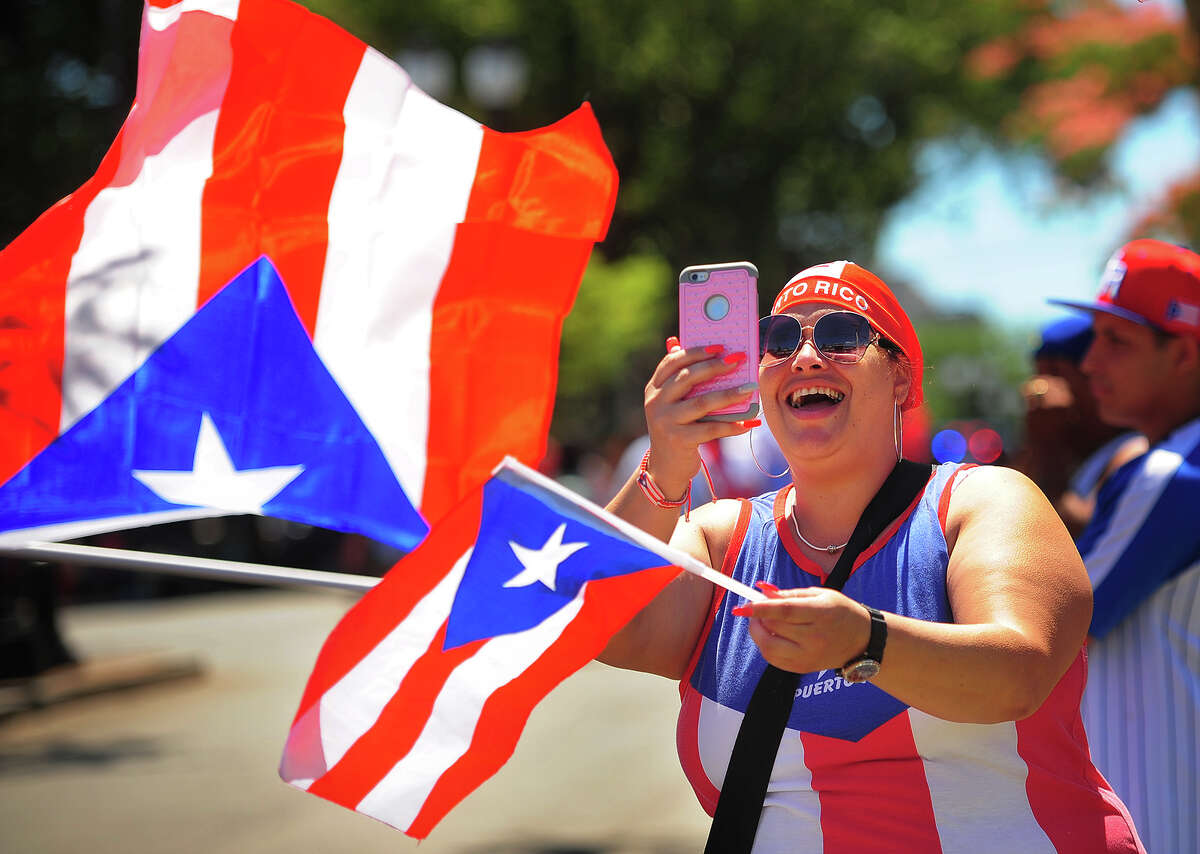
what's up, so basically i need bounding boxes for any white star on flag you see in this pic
[503,523,588,591]
[132,412,304,514]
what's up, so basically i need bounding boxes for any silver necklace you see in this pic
[790,508,850,554]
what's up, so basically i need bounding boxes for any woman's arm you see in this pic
[737,466,1092,723]
[596,498,739,679]
[597,338,757,679]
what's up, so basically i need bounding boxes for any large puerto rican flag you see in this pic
[279,457,759,838]
[0,0,617,550]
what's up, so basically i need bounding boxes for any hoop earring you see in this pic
[749,425,790,479]
[894,401,904,462]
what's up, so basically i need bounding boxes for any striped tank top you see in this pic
[677,463,1142,853]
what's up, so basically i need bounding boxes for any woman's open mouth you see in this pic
[787,386,845,411]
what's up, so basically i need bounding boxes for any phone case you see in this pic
[678,261,760,421]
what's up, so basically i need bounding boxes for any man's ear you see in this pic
[1171,335,1200,375]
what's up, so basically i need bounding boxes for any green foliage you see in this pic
[302,0,1054,449]
[915,314,1030,444]
[307,0,1024,282]
[8,0,1149,454]
[1,0,140,245]
[552,253,673,447]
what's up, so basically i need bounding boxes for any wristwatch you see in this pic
[840,606,887,684]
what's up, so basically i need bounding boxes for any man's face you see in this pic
[1080,313,1173,431]
[1034,355,1097,419]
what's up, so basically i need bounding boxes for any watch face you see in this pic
[842,658,880,684]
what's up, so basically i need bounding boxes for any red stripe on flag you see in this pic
[1016,651,1142,851]
[465,106,618,242]
[422,224,594,523]
[405,563,679,838]
[112,8,234,188]
[0,135,130,487]
[802,712,942,852]
[305,619,487,807]
[197,0,364,333]
[289,485,485,724]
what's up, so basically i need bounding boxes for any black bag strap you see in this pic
[702,459,932,854]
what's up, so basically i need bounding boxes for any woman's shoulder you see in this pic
[684,494,772,573]
[941,464,1057,549]
[945,463,1038,498]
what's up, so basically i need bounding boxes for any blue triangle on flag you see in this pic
[0,256,429,552]
[444,475,670,649]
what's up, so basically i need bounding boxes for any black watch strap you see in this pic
[864,605,887,664]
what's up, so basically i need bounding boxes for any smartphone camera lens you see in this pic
[704,294,730,321]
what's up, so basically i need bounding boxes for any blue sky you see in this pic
[877,87,1200,333]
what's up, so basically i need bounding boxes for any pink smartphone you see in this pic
[678,261,760,422]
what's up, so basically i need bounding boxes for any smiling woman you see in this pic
[598,261,1144,853]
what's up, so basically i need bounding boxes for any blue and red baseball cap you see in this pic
[1049,239,1200,338]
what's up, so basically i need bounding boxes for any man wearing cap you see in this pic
[1016,315,1145,536]
[1050,238,1200,853]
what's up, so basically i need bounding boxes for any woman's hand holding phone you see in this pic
[643,263,763,496]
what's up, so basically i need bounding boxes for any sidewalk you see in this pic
[0,589,709,854]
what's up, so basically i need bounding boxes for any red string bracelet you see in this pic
[636,449,716,521]
[637,449,688,511]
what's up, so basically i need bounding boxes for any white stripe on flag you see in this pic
[0,508,224,547]
[314,47,484,504]
[146,0,239,30]
[316,547,472,769]
[1083,446,1183,589]
[353,592,586,831]
[60,114,216,430]
[907,710,1053,853]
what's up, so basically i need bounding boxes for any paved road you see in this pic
[0,589,710,853]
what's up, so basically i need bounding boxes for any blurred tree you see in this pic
[10,0,1187,454]
[914,313,1029,448]
[965,0,1199,246]
[0,0,140,246]
[311,0,1038,281]
[553,254,673,449]
[304,0,1050,448]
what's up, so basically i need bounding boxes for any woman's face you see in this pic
[758,302,910,463]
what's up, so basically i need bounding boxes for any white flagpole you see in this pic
[0,542,380,592]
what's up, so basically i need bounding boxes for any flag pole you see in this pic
[0,542,380,593]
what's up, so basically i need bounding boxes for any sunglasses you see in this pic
[758,311,880,366]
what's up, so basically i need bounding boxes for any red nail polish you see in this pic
[756,581,780,595]
[732,605,752,617]
[705,344,725,355]
[723,351,746,365]
[666,336,681,352]
[738,418,762,429]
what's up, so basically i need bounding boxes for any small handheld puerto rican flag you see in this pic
[279,457,760,839]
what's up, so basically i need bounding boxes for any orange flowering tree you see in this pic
[967,0,1199,246]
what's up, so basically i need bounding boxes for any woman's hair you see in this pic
[877,334,917,402]
[878,335,904,361]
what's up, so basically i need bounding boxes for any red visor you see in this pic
[771,261,923,410]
